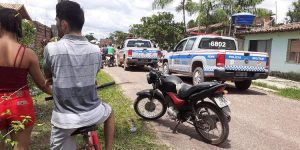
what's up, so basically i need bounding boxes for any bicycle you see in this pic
[45,81,115,150]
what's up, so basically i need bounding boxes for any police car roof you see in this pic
[126,38,150,41]
[188,35,236,40]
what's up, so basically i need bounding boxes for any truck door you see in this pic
[170,39,187,72]
[181,38,197,72]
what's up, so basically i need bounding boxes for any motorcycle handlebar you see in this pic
[45,81,116,101]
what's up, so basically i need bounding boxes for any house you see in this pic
[0,3,53,49]
[236,22,300,73]
[33,21,52,49]
[99,39,113,47]
[0,3,31,20]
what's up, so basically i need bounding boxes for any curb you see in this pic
[251,84,278,93]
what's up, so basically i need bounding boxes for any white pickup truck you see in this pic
[162,35,269,90]
[117,39,161,70]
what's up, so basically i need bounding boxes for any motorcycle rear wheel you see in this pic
[134,95,167,120]
[194,102,229,145]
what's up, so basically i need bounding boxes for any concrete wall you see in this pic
[243,31,300,73]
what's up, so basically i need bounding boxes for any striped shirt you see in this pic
[44,34,103,129]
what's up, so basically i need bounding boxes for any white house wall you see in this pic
[243,31,300,73]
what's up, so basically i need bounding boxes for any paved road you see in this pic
[103,66,300,150]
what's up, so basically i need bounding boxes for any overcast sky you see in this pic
[1,0,297,39]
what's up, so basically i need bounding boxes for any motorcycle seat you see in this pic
[178,82,219,99]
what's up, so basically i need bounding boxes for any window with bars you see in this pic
[287,39,300,64]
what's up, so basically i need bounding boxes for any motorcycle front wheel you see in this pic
[134,95,167,120]
[194,102,229,145]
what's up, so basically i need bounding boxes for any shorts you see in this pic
[50,102,112,150]
[0,90,35,130]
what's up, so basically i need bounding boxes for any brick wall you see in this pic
[33,21,52,49]
[99,39,113,47]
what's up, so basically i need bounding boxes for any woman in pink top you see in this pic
[0,8,52,149]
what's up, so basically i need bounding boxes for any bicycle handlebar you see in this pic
[45,81,116,101]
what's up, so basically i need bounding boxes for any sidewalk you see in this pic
[254,76,300,89]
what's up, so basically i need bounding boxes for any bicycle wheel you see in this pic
[87,131,101,150]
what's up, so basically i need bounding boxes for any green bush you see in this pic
[270,71,300,82]
[18,19,43,96]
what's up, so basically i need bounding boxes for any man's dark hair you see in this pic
[0,8,22,38]
[56,1,84,31]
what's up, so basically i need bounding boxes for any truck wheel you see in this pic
[123,58,129,71]
[234,80,252,91]
[162,62,171,75]
[193,67,205,85]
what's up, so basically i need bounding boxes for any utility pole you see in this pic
[229,1,233,36]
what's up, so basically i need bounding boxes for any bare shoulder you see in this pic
[25,47,39,62]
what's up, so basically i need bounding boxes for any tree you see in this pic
[152,0,187,31]
[255,8,272,18]
[233,0,264,13]
[85,33,97,42]
[109,31,128,46]
[184,0,265,29]
[129,12,185,50]
[194,0,228,29]
[129,24,144,38]
[187,19,197,28]
[287,0,300,23]
[19,19,36,47]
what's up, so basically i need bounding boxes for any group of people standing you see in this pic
[0,1,115,150]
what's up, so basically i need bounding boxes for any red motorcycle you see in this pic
[134,69,231,145]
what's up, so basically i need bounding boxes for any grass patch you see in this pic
[252,81,300,101]
[29,71,168,149]
[97,71,168,150]
[277,88,300,101]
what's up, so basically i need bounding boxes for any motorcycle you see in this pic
[134,68,231,145]
[106,54,115,67]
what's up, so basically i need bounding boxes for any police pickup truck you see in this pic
[162,35,269,90]
[117,39,161,70]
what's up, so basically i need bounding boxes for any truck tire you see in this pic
[193,67,205,85]
[162,62,171,75]
[234,80,252,91]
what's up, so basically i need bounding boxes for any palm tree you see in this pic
[152,0,187,31]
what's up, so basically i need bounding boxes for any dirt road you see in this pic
[103,67,300,150]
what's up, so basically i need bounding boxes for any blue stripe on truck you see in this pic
[226,55,267,61]
[169,54,267,62]
[170,54,216,60]
[132,50,157,53]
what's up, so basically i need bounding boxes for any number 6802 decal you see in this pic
[210,41,226,48]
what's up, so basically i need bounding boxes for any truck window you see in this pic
[199,38,236,50]
[184,38,197,51]
[127,40,151,48]
[175,40,187,52]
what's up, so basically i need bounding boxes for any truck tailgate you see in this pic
[132,49,158,59]
[225,51,268,72]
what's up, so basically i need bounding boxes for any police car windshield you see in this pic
[127,40,151,48]
[199,38,236,50]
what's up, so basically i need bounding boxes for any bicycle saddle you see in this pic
[71,124,98,136]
